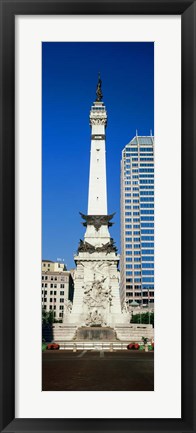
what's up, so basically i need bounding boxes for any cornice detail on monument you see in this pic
[77,238,118,255]
[79,212,115,231]
[90,117,107,126]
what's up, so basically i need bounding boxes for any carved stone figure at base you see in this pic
[85,309,106,327]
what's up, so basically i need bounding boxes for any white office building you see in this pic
[120,135,154,307]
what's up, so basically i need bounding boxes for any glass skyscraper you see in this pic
[120,135,154,307]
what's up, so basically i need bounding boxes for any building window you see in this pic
[60,284,64,288]
[142,263,154,268]
[54,291,57,295]
[45,283,47,287]
[142,277,154,282]
[59,305,64,310]
[50,284,53,288]
[60,291,64,295]
[60,298,64,303]
[45,276,48,280]
[142,256,154,261]
[50,291,53,295]
[142,270,154,275]
[142,249,154,255]
[141,210,154,215]
[50,298,52,302]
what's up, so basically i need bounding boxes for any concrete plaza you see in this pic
[42,350,154,391]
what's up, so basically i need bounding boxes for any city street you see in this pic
[42,350,154,391]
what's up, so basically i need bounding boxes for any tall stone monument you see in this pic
[59,76,153,344]
[65,75,127,328]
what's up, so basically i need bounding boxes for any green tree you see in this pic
[42,308,55,325]
[131,312,154,327]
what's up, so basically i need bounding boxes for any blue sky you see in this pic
[42,42,154,269]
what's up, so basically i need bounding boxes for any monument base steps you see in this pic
[49,323,154,347]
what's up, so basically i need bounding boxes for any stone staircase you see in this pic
[49,324,77,342]
[43,323,154,347]
[115,324,154,342]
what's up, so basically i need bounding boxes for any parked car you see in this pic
[46,343,60,350]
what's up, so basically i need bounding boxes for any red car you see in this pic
[46,343,60,350]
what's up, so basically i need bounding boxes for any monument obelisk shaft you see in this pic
[88,75,107,215]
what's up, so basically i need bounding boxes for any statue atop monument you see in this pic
[95,72,103,102]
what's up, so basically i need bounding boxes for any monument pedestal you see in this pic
[63,225,130,330]
[76,326,117,341]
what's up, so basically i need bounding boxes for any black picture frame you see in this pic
[0,0,195,432]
